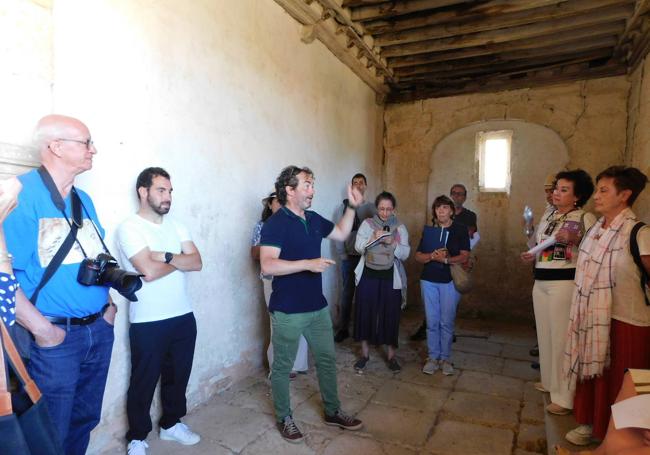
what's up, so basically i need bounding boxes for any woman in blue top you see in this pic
[415,195,470,376]
[0,177,22,330]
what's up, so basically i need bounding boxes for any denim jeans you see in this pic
[28,316,114,455]
[421,280,460,361]
[270,307,340,421]
[338,256,360,331]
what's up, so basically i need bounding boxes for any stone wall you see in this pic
[384,77,630,320]
[627,56,650,221]
[1,1,383,452]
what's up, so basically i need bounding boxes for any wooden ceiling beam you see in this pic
[381,6,631,57]
[389,64,627,103]
[375,0,631,46]
[350,0,472,22]
[394,36,618,77]
[387,21,624,67]
[364,0,575,33]
[396,49,614,82]
[342,0,386,7]
[613,0,650,60]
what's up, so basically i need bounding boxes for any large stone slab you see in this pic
[337,369,385,402]
[517,423,547,453]
[424,420,514,455]
[356,402,438,447]
[452,351,505,375]
[501,343,538,362]
[179,402,275,453]
[452,337,502,357]
[322,433,417,455]
[371,381,449,412]
[455,370,525,400]
[502,359,541,381]
[398,361,457,389]
[240,427,317,455]
[521,401,545,424]
[442,391,520,429]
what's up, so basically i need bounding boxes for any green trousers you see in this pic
[270,307,340,421]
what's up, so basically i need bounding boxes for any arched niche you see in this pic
[428,120,569,320]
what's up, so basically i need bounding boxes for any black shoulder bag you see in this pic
[630,221,650,306]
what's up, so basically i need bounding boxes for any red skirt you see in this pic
[573,319,650,440]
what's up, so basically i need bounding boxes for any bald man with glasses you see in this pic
[5,115,116,455]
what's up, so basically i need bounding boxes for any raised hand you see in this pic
[347,184,363,208]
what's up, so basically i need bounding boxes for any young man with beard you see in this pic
[260,165,364,443]
[116,167,203,455]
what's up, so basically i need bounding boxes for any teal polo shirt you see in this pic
[260,207,334,314]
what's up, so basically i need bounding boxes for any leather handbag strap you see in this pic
[0,326,10,416]
[0,322,41,413]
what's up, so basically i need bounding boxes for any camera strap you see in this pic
[30,167,84,304]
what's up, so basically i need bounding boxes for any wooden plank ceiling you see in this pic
[275,0,650,103]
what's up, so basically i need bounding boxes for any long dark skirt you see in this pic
[353,274,402,347]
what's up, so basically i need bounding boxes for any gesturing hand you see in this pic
[307,258,336,273]
[347,184,363,209]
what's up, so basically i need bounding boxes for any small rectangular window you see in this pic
[477,130,512,193]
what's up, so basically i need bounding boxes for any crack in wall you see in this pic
[564,81,588,143]
[625,59,646,164]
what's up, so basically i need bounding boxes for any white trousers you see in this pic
[532,279,575,409]
[263,279,309,372]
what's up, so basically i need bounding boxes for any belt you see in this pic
[44,303,109,326]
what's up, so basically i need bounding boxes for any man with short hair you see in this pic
[260,165,364,443]
[6,114,116,455]
[334,173,376,342]
[449,184,479,246]
[116,167,203,455]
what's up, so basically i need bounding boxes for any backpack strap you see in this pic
[630,221,649,306]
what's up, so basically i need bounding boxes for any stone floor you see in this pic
[104,313,549,455]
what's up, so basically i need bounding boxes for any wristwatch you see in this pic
[164,252,174,264]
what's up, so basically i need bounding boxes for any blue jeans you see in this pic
[421,280,460,361]
[28,316,114,455]
[338,256,360,331]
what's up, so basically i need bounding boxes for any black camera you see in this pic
[77,253,143,301]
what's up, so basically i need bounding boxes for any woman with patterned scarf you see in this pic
[352,191,410,373]
[563,166,650,447]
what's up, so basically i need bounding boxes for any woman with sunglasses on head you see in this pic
[521,169,596,417]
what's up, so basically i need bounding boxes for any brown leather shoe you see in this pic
[324,409,363,431]
[277,416,304,443]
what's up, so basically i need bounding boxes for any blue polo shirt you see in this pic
[4,169,110,317]
[260,207,334,314]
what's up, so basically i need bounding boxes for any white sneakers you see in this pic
[160,422,201,445]
[127,440,149,455]
[565,424,593,446]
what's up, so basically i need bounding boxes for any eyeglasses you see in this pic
[450,191,466,196]
[57,138,94,149]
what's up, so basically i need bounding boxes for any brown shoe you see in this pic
[277,416,304,443]
[324,409,363,431]
[546,402,571,416]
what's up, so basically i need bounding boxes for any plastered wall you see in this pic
[1,1,383,452]
[627,56,650,221]
[384,77,631,320]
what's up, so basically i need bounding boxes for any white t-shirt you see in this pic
[116,214,193,323]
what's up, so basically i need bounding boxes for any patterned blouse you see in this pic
[0,272,19,327]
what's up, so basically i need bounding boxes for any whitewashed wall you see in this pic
[1,0,383,452]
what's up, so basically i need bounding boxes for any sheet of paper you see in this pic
[612,394,650,430]
[526,235,557,256]
[470,232,480,250]
[365,232,392,249]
